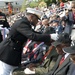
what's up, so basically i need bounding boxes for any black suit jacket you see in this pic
[0,17,50,66]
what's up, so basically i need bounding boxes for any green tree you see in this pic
[44,0,54,6]
[21,0,27,12]
[29,1,39,8]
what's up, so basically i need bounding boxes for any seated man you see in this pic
[45,33,72,75]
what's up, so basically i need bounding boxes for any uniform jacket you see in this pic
[46,55,72,75]
[0,17,50,66]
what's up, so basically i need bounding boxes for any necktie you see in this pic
[59,56,65,66]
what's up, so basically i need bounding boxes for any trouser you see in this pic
[0,60,17,75]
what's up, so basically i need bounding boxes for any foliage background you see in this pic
[21,0,73,11]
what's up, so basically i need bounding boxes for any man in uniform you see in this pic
[0,8,58,75]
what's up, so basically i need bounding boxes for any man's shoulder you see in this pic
[18,17,30,24]
[12,17,31,28]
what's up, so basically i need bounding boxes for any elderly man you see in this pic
[45,33,72,75]
[0,8,58,75]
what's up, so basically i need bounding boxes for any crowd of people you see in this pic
[0,1,75,75]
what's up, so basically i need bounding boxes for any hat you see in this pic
[26,8,43,19]
[52,33,71,47]
[63,46,75,54]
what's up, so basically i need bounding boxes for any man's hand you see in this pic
[50,33,58,41]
